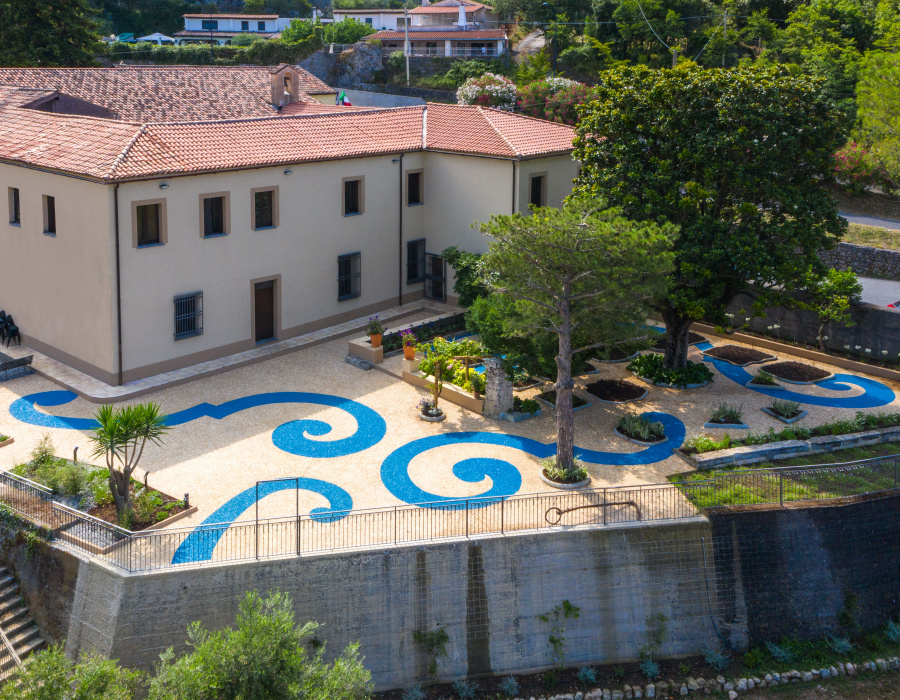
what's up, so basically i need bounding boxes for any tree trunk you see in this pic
[555,280,575,471]
[818,321,828,353]
[661,308,692,370]
[108,468,132,525]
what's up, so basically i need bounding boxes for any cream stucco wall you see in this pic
[0,164,117,381]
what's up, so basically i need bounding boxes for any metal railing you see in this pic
[0,456,896,573]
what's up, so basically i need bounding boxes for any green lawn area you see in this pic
[670,443,900,509]
[844,223,900,251]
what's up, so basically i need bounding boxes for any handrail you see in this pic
[0,620,21,670]
[0,470,52,495]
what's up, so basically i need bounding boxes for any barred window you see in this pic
[407,238,425,283]
[174,291,203,340]
[338,253,361,301]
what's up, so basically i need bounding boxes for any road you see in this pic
[841,212,900,231]
[514,29,546,59]
[859,276,900,307]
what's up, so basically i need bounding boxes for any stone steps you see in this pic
[0,567,45,672]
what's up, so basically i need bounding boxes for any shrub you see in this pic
[711,403,743,424]
[826,635,856,655]
[456,73,518,111]
[640,657,659,681]
[617,413,665,441]
[834,141,890,195]
[513,396,540,415]
[682,434,732,454]
[626,353,714,388]
[417,337,486,388]
[750,369,779,385]
[540,456,587,483]
[543,82,596,126]
[770,398,802,419]
[30,434,55,467]
[701,641,731,671]
[577,666,597,684]
[388,50,405,73]
[886,619,900,643]
[743,646,766,670]
[766,641,795,664]
[452,678,478,698]
[133,490,164,523]
[498,675,520,697]
[402,684,427,700]
[518,77,578,118]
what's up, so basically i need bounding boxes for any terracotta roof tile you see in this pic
[0,85,56,109]
[0,66,335,122]
[369,29,505,39]
[0,103,573,180]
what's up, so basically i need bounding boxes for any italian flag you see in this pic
[337,90,352,106]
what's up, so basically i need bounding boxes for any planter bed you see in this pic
[535,391,590,411]
[745,379,785,391]
[763,361,834,384]
[584,379,647,403]
[704,420,750,430]
[402,371,484,414]
[380,313,467,353]
[512,378,543,392]
[0,437,12,448]
[761,406,808,424]
[613,426,666,445]
[632,372,710,390]
[676,424,900,469]
[54,504,199,555]
[499,408,542,423]
[700,345,776,366]
[539,469,591,490]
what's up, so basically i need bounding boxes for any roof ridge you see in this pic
[482,105,576,130]
[138,104,422,128]
[476,106,518,157]
[106,124,149,180]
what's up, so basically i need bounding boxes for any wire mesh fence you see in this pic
[0,455,896,573]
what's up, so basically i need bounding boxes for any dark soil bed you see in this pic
[707,418,744,425]
[513,377,540,388]
[595,346,636,361]
[537,390,588,408]
[585,379,645,402]
[764,361,832,382]
[87,491,188,531]
[702,344,775,366]
[652,331,706,350]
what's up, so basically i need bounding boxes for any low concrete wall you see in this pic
[340,88,425,107]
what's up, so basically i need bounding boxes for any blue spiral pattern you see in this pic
[380,412,686,508]
[9,390,387,458]
[171,477,353,564]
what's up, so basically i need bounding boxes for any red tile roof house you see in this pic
[0,64,576,387]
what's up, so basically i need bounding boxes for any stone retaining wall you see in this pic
[820,241,900,281]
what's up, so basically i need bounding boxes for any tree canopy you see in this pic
[0,0,101,67]
[573,62,847,368]
[475,197,674,469]
[857,50,900,190]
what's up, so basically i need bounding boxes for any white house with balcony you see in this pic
[331,8,408,31]
[174,14,296,45]
[366,0,505,57]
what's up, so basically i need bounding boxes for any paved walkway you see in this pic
[1,301,458,402]
[841,211,900,231]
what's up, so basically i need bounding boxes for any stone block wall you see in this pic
[820,242,900,281]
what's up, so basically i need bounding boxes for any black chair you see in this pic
[0,312,7,345]
[4,315,19,348]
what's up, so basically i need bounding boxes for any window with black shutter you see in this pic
[407,171,423,206]
[203,196,226,237]
[136,203,160,246]
[338,253,361,300]
[43,195,56,235]
[174,291,203,340]
[344,179,362,216]
[407,238,425,283]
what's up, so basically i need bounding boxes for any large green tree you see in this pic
[857,50,900,190]
[574,63,847,369]
[477,197,674,470]
[0,648,142,700]
[0,0,101,67]
[148,590,372,700]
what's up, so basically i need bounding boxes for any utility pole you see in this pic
[722,9,727,67]
[209,27,214,64]
[404,0,410,86]
[672,47,678,68]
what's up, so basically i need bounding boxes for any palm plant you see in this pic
[89,403,169,526]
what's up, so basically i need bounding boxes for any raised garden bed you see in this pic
[584,379,647,403]
[762,406,808,425]
[704,418,750,430]
[700,344,776,366]
[539,469,591,489]
[535,390,589,411]
[614,427,666,445]
[763,361,834,384]
[0,436,12,448]
[627,354,714,389]
[381,313,467,353]
[513,376,543,392]
[500,397,542,422]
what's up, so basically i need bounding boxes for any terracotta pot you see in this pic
[370,333,382,348]
[403,345,416,360]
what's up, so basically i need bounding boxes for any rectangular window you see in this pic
[365,17,373,25]
[343,178,363,216]
[407,171,423,206]
[529,174,546,208]
[241,20,249,30]
[254,189,275,229]
[396,18,407,27]
[338,252,361,300]
[258,21,266,30]
[136,203,161,246]
[8,188,19,225]
[201,19,218,30]
[43,195,56,235]
[203,196,226,237]
[407,238,426,283]
[174,291,203,340]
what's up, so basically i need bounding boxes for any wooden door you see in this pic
[254,280,275,342]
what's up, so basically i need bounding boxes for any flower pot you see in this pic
[403,345,416,360]
[370,333,382,348]
[419,410,446,422]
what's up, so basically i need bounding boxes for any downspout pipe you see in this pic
[114,184,124,386]
[398,152,404,307]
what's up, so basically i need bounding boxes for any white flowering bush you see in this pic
[456,72,518,111]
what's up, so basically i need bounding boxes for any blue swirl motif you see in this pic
[9,390,387,458]
[171,477,353,564]
[380,412,686,508]
[697,342,896,408]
